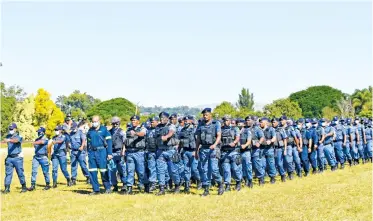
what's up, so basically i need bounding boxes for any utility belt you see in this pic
[221,146,236,152]
[240,148,251,153]
[34,154,47,158]
[112,148,122,153]
[287,142,295,146]
[367,138,372,141]
[183,147,196,152]
[54,149,67,154]
[274,146,284,149]
[324,141,333,145]
[89,146,105,151]
[261,144,273,149]
[334,139,343,142]
[200,145,212,150]
[7,153,20,158]
[158,146,175,151]
[126,148,144,153]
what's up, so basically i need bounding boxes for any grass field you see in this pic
[1,149,372,221]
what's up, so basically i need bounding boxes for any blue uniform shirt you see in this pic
[324,126,335,144]
[365,127,372,140]
[309,127,319,147]
[69,130,86,150]
[263,127,276,142]
[6,133,23,155]
[347,125,357,141]
[334,124,346,141]
[357,124,365,141]
[52,134,67,152]
[87,125,113,155]
[34,136,48,155]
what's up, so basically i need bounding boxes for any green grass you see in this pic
[1,149,372,221]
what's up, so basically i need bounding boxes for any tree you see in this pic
[336,97,355,118]
[212,101,237,119]
[289,85,344,118]
[46,106,64,138]
[87,97,136,125]
[322,106,339,120]
[352,86,372,116]
[0,82,26,102]
[263,98,303,119]
[236,88,254,111]
[13,95,37,140]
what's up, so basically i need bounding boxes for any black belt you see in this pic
[334,140,343,142]
[274,146,284,149]
[240,148,251,152]
[89,146,105,151]
[324,142,333,145]
[7,154,19,158]
[126,148,144,153]
[221,147,236,152]
[367,139,372,141]
[35,154,47,157]
[158,146,175,151]
[183,148,196,151]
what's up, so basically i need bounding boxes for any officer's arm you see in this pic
[363,128,366,143]
[294,131,300,147]
[80,133,86,150]
[283,130,287,147]
[214,132,221,146]
[195,135,201,151]
[233,129,240,145]
[320,131,326,143]
[270,130,276,143]
[53,136,65,144]
[8,135,21,143]
[135,128,146,137]
[356,130,360,142]
[164,130,175,140]
[33,139,46,145]
[349,130,353,143]
[245,133,252,147]
[105,130,113,155]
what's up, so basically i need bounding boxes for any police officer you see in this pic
[144,116,159,193]
[272,117,288,182]
[365,121,373,162]
[2,123,27,194]
[125,115,147,194]
[342,118,353,166]
[323,120,337,171]
[51,125,72,188]
[260,117,277,183]
[289,119,303,177]
[220,116,242,191]
[249,116,266,185]
[170,113,185,189]
[315,119,326,172]
[346,118,359,165]
[109,116,127,192]
[179,115,199,193]
[155,112,181,195]
[309,119,320,174]
[299,119,311,176]
[332,117,346,169]
[195,108,224,196]
[28,127,51,191]
[355,117,366,163]
[69,122,90,185]
[240,117,253,188]
[86,115,113,195]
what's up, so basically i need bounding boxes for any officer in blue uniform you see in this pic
[316,119,326,172]
[342,118,353,166]
[28,127,51,191]
[260,117,277,184]
[346,118,359,165]
[309,119,320,174]
[2,123,27,194]
[86,115,113,195]
[51,125,72,188]
[109,116,127,192]
[355,117,366,163]
[240,117,253,188]
[332,117,346,169]
[365,121,373,162]
[299,119,312,176]
[250,116,266,185]
[220,116,242,191]
[69,122,90,185]
[323,120,337,171]
[290,120,303,177]
[179,115,199,193]
[144,116,159,193]
[155,112,181,195]
[170,113,185,190]
[195,108,224,196]
[272,117,288,182]
[124,115,147,194]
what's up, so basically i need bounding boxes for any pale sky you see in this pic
[1,1,372,108]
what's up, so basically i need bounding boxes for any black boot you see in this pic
[196,180,202,190]
[121,185,127,192]
[67,178,72,187]
[225,184,231,192]
[113,185,119,192]
[312,167,317,175]
[247,180,253,188]
[149,182,156,192]
[3,185,10,194]
[331,165,337,171]
[168,180,173,190]
[86,177,91,184]
[362,158,366,164]
[270,177,276,184]
[217,182,224,195]
[144,184,149,193]
[89,191,100,195]
[259,177,265,186]
[43,183,51,191]
[173,184,181,194]
[348,159,352,166]
[184,182,190,194]
[28,184,36,191]
[71,179,76,186]
[21,184,28,193]
[201,185,209,197]
[304,171,309,177]
[341,163,345,169]
[126,186,133,195]
[53,182,57,188]
[105,189,112,194]
[288,173,294,180]
[297,171,302,178]
[235,181,241,191]
[156,185,165,196]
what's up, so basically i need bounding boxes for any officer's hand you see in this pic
[283,150,287,156]
[4,139,9,142]
[266,140,271,145]
[298,147,302,153]
[195,152,199,160]
[192,151,196,157]
[308,148,311,153]
[241,144,247,149]
[121,150,125,156]
[161,136,168,141]
[209,144,216,150]
[79,147,84,151]
[107,155,113,160]
[255,143,260,148]
[130,130,136,136]
[229,142,235,147]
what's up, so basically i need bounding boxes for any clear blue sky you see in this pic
[1,1,372,108]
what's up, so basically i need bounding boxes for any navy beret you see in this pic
[260,117,269,122]
[159,112,170,118]
[8,123,17,130]
[169,113,177,119]
[130,115,140,121]
[280,115,287,121]
[150,116,160,121]
[37,127,46,133]
[201,108,212,114]
[297,118,305,124]
[271,118,279,122]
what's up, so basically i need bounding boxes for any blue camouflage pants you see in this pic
[301,145,310,172]
[126,151,145,187]
[4,156,26,186]
[221,150,242,184]
[251,147,265,179]
[241,150,253,181]
[343,142,352,161]
[317,144,325,170]
[350,141,358,160]
[183,150,200,183]
[323,143,336,167]
[31,155,50,185]
[198,147,222,186]
[309,149,318,169]
[88,148,110,192]
[262,147,276,178]
[291,146,302,174]
[144,151,157,184]
[156,148,180,186]
[109,153,126,186]
[52,152,70,182]
[334,141,345,165]
[365,140,372,159]
[284,146,294,174]
[274,147,286,176]
[70,150,90,180]
[357,141,365,160]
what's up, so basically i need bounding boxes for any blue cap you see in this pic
[297,118,305,124]
[271,118,279,122]
[346,118,351,124]
[159,112,170,118]
[169,113,177,119]
[184,115,194,120]
[280,115,287,121]
[332,116,338,121]
[71,122,78,130]
[244,116,251,121]
[8,123,17,130]
[319,118,326,122]
[201,108,212,114]
[150,116,160,121]
[340,117,345,122]
[311,118,318,124]
[305,118,310,123]
[260,117,269,122]
[37,127,46,133]
[55,125,63,131]
[222,116,231,121]
[130,115,140,121]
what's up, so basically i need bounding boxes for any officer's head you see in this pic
[297,118,305,128]
[222,115,231,126]
[71,122,78,132]
[201,108,212,122]
[311,118,318,127]
[260,117,269,128]
[8,123,17,135]
[271,118,279,128]
[159,112,170,124]
[237,119,245,129]
[169,113,178,125]
[287,120,293,127]
[91,116,100,128]
[150,116,159,128]
[231,119,237,127]
[65,116,72,125]
[111,116,121,128]
[183,115,194,125]
[130,115,140,127]
[36,127,46,137]
[355,117,360,125]
[54,125,63,136]
[279,115,287,126]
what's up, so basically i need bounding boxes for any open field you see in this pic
[1,148,372,221]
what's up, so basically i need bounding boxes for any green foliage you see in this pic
[236,88,255,111]
[322,106,339,121]
[289,86,344,118]
[212,101,237,119]
[46,106,65,138]
[140,105,201,116]
[263,98,303,119]
[352,86,372,117]
[87,98,136,125]
[336,97,355,118]
[13,95,37,140]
